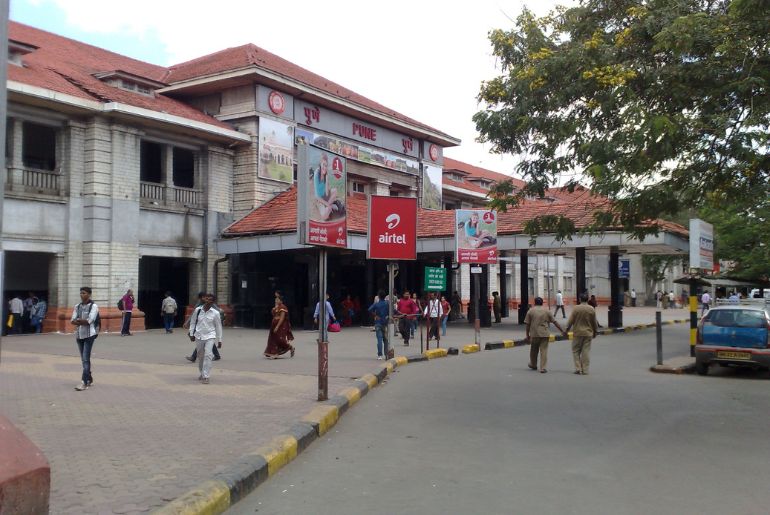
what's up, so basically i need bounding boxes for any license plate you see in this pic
[717,351,751,360]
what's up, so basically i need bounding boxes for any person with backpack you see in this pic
[185,292,223,362]
[70,286,100,391]
[188,293,223,384]
[119,289,135,336]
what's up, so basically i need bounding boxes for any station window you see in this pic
[140,141,163,183]
[22,122,57,171]
[172,148,195,188]
[389,190,400,197]
[352,181,366,193]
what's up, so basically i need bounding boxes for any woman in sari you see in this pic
[264,296,295,359]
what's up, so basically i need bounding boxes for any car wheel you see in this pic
[695,361,709,376]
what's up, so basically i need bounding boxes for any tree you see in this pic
[701,198,770,281]
[475,0,770,241]
[642,254,683,300]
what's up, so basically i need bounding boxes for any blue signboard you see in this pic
[619,259,630,279]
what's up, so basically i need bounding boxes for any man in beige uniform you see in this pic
[565,293,599,375]
[524,297,566,373]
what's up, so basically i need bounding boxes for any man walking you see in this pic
[423,292,443,348]
[161,291,178,334]
[701,291,711,315]
[565,293,599,375]
[525,297,566,374]
[188,293,223,384]
[396,290,418,346]
[70,287,99,391]
[554,290,566,318]
[185,292,222,362]
[368,290,390,360]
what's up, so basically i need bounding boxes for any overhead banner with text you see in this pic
[297,144,347,248]
[455,209,498,264]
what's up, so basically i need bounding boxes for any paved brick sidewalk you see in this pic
[0,307,686,513]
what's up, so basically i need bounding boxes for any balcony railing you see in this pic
[4,167,63,196]
[141,181,202,208]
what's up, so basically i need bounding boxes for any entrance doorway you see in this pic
[3,251,51,334]
[139,257,190,329]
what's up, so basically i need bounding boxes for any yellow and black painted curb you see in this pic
[483,319,689,350]
[153,349,456,514]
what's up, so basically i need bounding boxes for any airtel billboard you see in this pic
[367,196,417,260]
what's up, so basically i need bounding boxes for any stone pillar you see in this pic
[518,249,529,324]
[8,118,23,188]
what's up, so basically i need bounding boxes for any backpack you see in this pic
[117,298,124,310]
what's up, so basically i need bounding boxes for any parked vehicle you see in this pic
[695,302,770,375]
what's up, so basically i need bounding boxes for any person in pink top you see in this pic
[120,289,135,336]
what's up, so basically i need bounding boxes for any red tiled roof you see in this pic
[443,157,526,188]
[8,22,233,130]
[223,186,683,240]
[165,44,451,138]
[442,177,490,196]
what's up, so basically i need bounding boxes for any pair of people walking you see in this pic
[525,294,598,375]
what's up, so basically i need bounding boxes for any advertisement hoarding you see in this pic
[689,218,714,271]
[422,163,443,210]
[297,144,347,248]
[455,209,498,264]
[258,117,294,183]
[367,196,417,260]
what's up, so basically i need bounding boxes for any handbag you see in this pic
[6,314,13,328]
[328,322,341,332]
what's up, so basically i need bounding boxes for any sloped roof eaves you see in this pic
[164,45,458,143]
[8,22,233,132]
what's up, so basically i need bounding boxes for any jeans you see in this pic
[76,336,96,384]
[121,311,132,335]
[410,318,417,337]
[196,338,216,379]
[163,313,175,332]
[31,316,43,333]
[441,316,448,335]
[374,324,388,357]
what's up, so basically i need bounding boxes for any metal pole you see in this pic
[473,272,481,348]
[656,311,663,366]
[0,0,9,364]
[387,262,394,359]
[689,278,698,357]
[317,249,328,401]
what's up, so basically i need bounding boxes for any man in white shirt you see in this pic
[423,292,443,347]
[630,288,637,307]
[8,294,23,334]
[554,290,566,318]
[188,293,223,384]
[701,291,711,315]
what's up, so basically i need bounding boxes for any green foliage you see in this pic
[701,198,770,281]
[476,0,770,241]
[642,254,683,283]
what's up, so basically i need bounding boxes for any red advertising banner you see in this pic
[367,196,417,260]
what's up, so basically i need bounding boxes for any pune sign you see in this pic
[367,196,417,260]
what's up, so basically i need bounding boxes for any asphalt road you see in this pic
[228,325,770,515]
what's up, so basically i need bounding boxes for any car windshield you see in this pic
[707,309,766,328]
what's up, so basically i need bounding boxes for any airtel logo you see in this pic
[386,213,400,229]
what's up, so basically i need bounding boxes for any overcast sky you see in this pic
[11,0,575,177]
